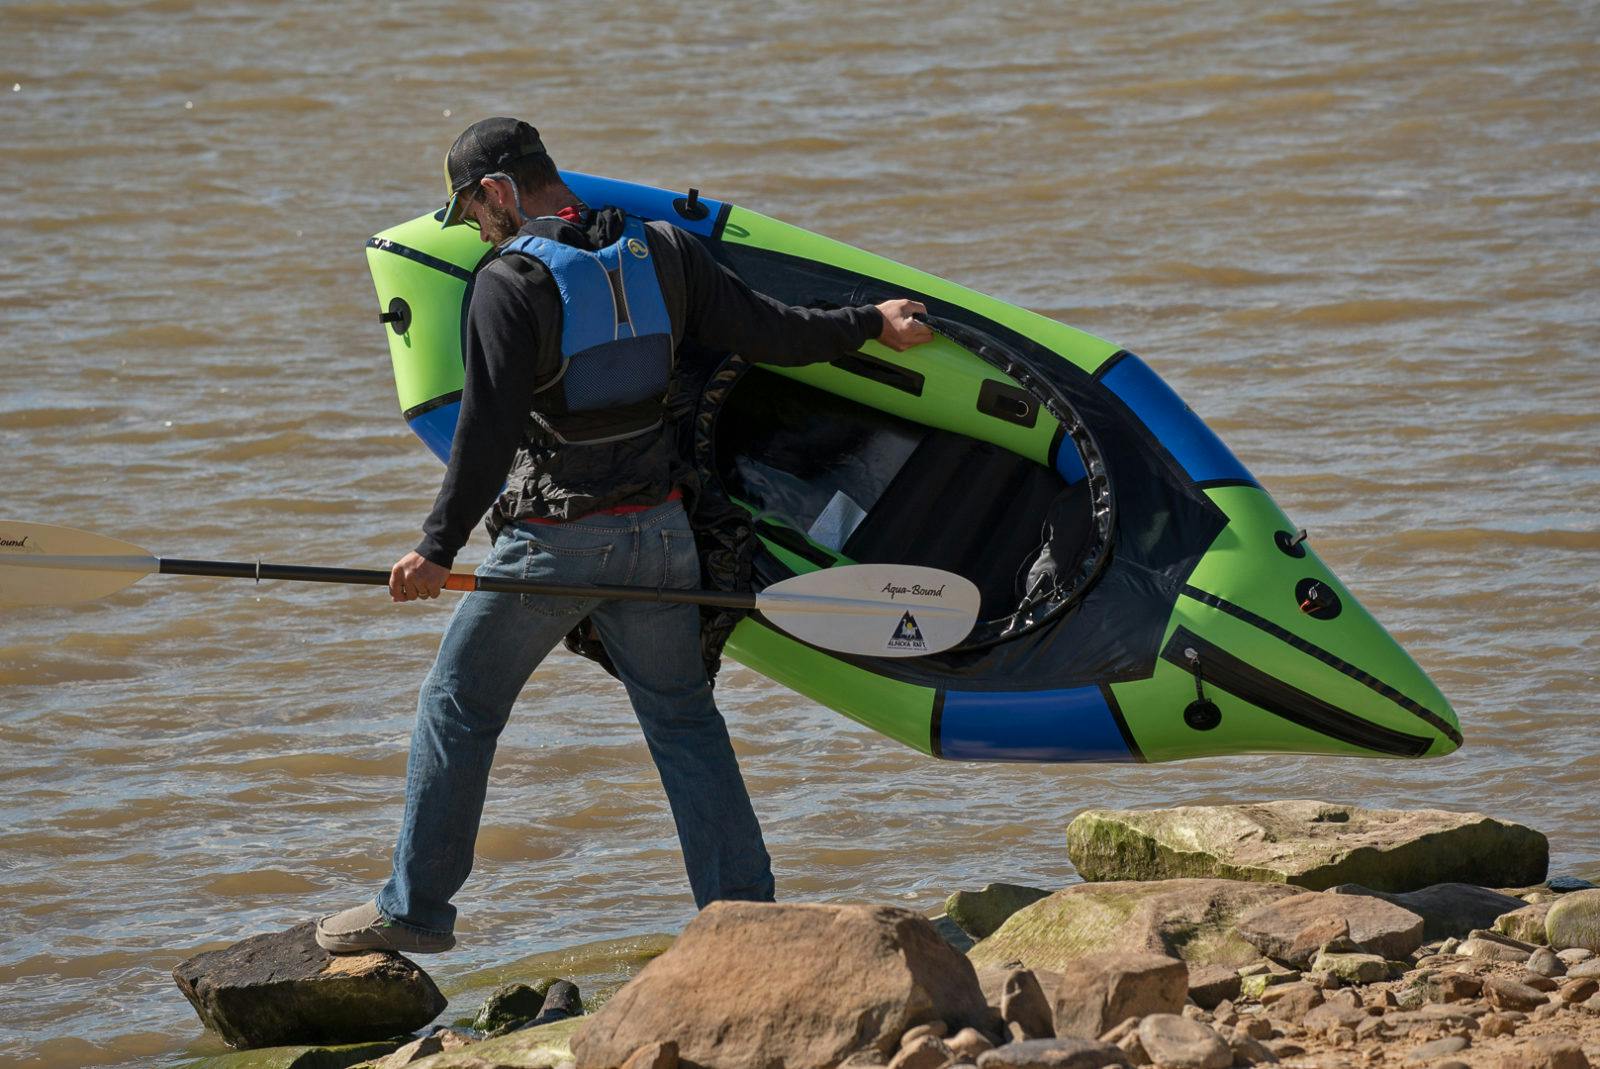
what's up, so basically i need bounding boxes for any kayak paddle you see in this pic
[0,521,979,658]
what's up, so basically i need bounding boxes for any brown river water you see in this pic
[2,2,1597,1065]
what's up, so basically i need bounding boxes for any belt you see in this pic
[518,487,683,526]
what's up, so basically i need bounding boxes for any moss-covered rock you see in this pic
[1065,801,1547,892]
[184,1040,402,1069]
[392,1017,585,1069]
[1495,902,1553,945]
[1309,949,1391,985]
[471,981,556,1034]
[968,879,1297,973]
[441,933,671,1018]
[945,883,1051,941]
[1547,889,1600,952]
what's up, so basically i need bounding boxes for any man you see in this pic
[316,117,932,953]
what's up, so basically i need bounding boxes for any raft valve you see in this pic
[1295,577,1342,620]
[378,297,412,336]
[674,187,709,222]
[1275,528,1309,558]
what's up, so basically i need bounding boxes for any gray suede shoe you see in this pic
[314,900,455,954]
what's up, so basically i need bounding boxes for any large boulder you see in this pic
[1547,889,1600,952]
[1065,801,1548,891]
[1328,882,1527,941]
[1235,892,1425,965]
[946,883,1052,940]
[173,923,446,1049]
[1048,952,1188,1039]
[968,879,1297,972]
[569,902,990,1069]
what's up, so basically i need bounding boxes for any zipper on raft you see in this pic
[1159,627,1432,758]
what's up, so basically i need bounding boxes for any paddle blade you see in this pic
[756,563,980,658]
[0,521,157,607]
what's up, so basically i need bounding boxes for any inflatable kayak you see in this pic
[365,173,1463,764]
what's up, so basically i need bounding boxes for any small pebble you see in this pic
[1556,948,1593,964]
[1518,972,1559,992]
[1548,876,1598,892]
[1227,1033,1277,1065]
[1405,1035,1469,1062]
[1117,1031,1151,1067]
[947,1028,993,1060]
[1526,947,1565,978]
[887,1035,954,1069]
[902,1022,950,1047]
[1557,977,1598,1003]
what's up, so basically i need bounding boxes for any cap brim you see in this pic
[440,190,469,228]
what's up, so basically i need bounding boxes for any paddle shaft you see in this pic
[155,557,758,610]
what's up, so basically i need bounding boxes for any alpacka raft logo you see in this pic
[886,610,926,652]
[0,534,32,550]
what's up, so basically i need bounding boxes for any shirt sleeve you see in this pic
[413,262,555,567]
[668,226,884,366]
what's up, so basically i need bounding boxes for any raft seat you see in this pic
[718,368,1092,625]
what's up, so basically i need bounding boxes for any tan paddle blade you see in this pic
[0,521,158,607]
[756,563,980,657]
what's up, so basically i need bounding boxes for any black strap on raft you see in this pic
[1182,646,1222,731]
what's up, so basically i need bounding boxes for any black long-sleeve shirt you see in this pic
[415,208,883,566]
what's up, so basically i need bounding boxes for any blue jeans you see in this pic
[375,501,774,935]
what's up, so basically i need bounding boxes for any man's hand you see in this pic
[390,552,450,603]
[875,299,934,352]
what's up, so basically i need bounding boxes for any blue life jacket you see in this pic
[499,213,674,445]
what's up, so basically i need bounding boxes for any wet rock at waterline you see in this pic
[172,922,446,1049]
[946,883,1052,941]
[473,981,555,1035]
[379,1015,586,1069]
[1065,802,1548,891]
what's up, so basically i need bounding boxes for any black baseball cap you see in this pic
[440,117,548,228]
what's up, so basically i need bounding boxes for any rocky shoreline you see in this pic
[174,801,1600,1069]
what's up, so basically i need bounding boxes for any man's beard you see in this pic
[480,201,522,245]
